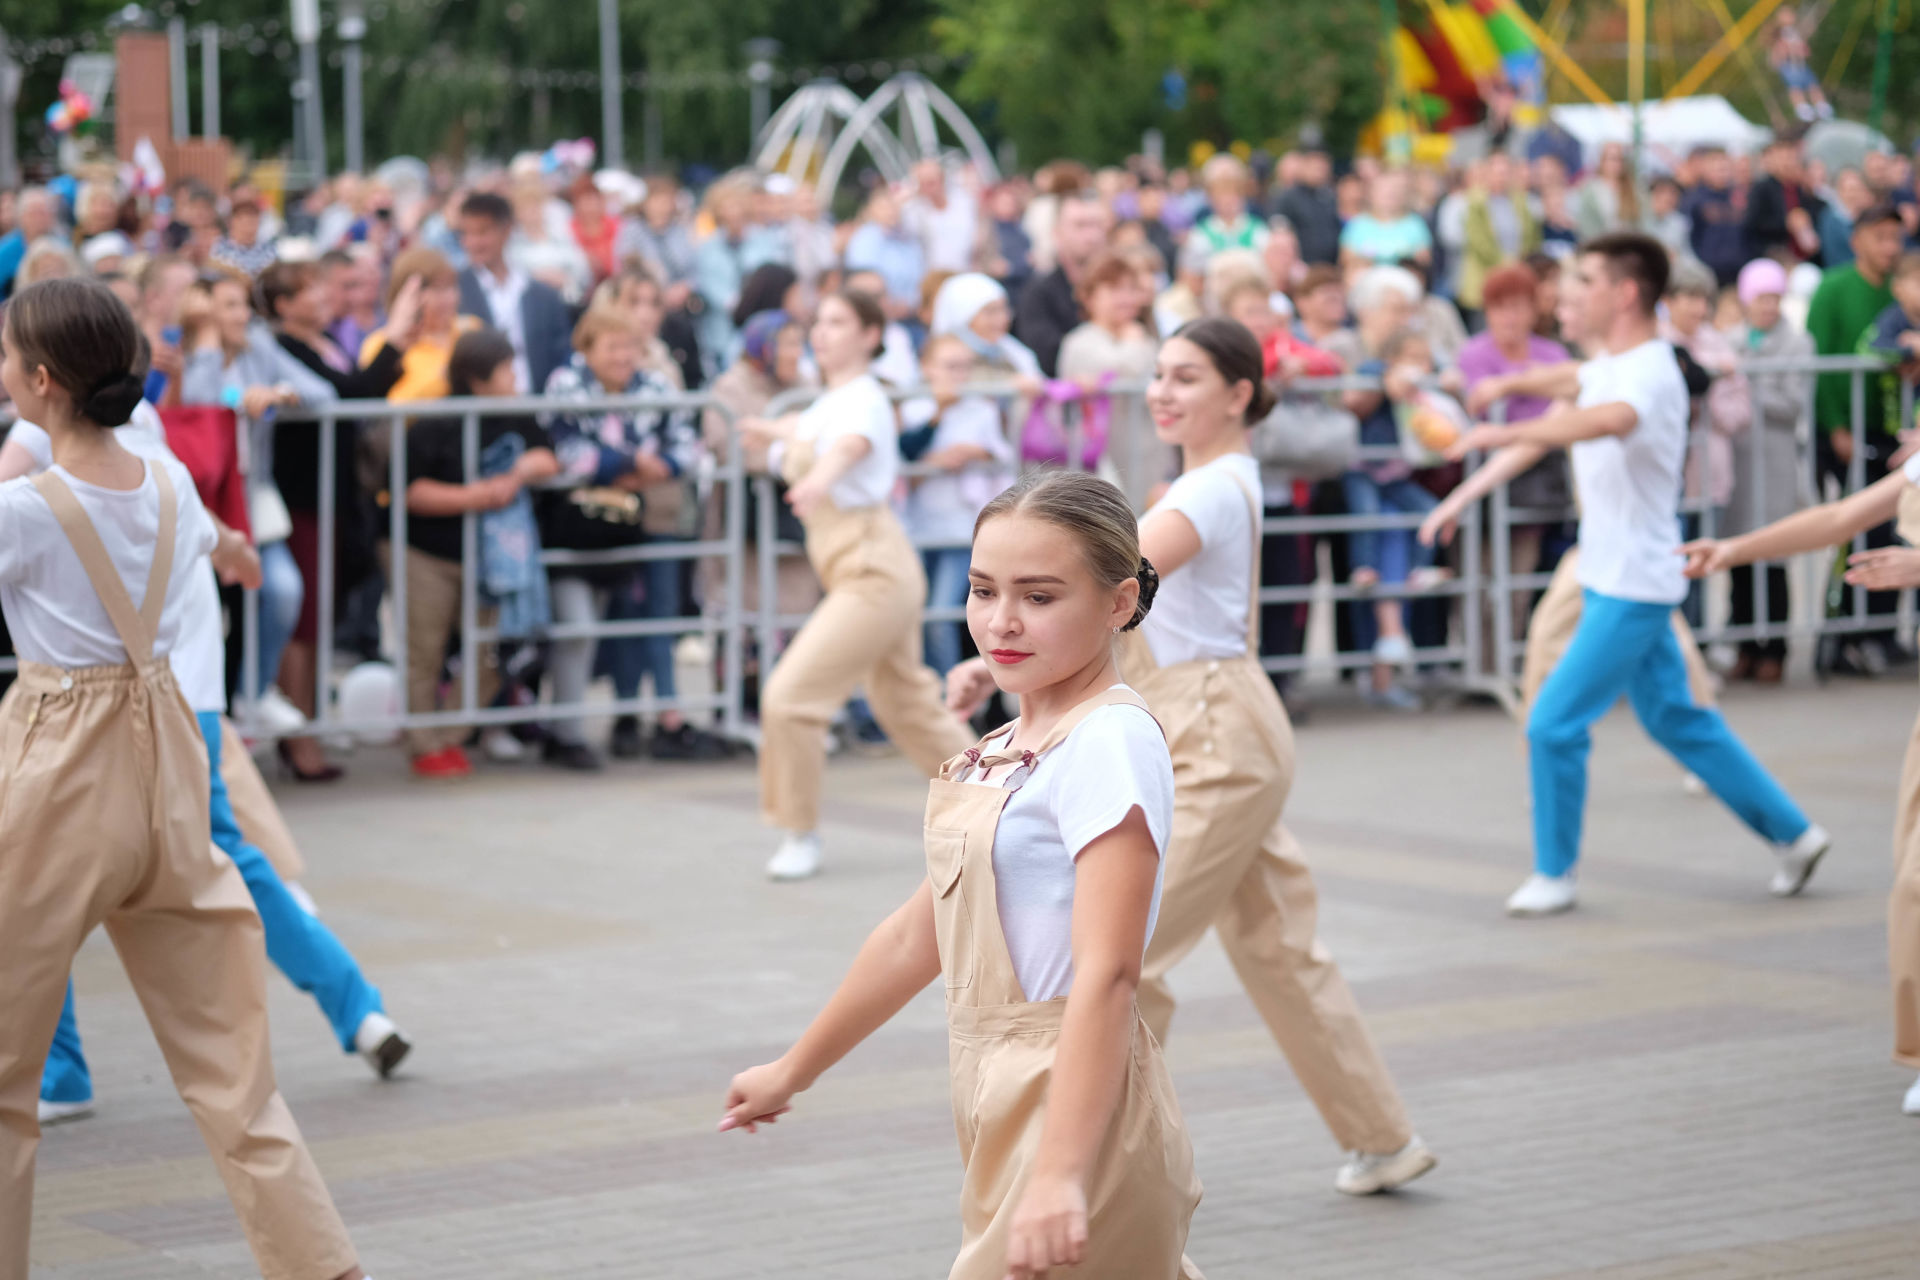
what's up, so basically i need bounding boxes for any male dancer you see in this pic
[1451,233,1830,916]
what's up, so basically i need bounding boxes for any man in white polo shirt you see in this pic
[1454,233,1831,917]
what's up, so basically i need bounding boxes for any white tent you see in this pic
[1550,95,1770,170]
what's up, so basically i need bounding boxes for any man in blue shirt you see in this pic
[843,188,926,325]
[0,188,59,299]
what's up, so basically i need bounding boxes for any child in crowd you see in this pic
[1867,252,1920,436]
[400,328,560,779]
[899,333,1016,674]
[1771,9,1832,122]
[1347,327,1450,711]
[0,278,366,1280]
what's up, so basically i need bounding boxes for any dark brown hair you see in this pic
[1579,232,1671,317]
[1168,317,1277,420]
[386,246,456,309]
[256,259,318,324]
[1076,251,1140,307]
[974,470,1159,631]
[447,328,517,396]
[829,287,888,359]
[5,278,143,427]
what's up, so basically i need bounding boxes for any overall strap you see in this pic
[32,463,176,667]
[943,686,1158,787]
[1227,466,1263,652]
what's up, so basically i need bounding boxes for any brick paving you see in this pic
[27,679,1920,1278]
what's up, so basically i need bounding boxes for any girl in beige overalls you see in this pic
[954,319,1436,1196]
[741,289,972,881]
[0,279,363,1280]
[723,470,1203,1278]
[1682,455,1920,1118]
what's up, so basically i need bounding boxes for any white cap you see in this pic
[79,231,134,268]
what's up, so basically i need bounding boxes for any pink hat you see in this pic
[1737,258,1788,305]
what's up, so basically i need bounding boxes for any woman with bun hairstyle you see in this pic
[740,289,972,881]
[952,318,1436,1196]
[724,469,1202,1279]
[0,280,365,1279]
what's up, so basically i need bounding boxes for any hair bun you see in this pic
[84,372,145,427]
[1248,377,1279,422]
[1123,555,1160,632]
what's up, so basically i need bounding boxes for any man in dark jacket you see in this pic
[1013,191,1113,376]
[1683,147,1748,287]
[1270,148,1342,265]
[1743,129,1827,264]
[455,191,573,394]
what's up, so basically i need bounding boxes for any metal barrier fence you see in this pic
[1,352,1909,736]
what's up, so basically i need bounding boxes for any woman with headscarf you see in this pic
[930,271,1044,390]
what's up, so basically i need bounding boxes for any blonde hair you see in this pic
[974,471,1159,632]
[1200,153,1252,193]
[571,302,640,354]
[1202,248,1270,316]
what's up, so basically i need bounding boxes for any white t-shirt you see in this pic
[1904,452,1920,485]
[8,411,228,713]
[0,445,218,685]
[1141,452,1261,667]
[965,693,1174,1002]
[793,373,900,511]
[901,395,1016,543]
[1570,339,1691,605]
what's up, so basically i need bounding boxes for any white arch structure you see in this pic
[755,72,999,200]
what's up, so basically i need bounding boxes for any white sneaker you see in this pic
[1506,873,1578,917]
[766,832,822,881]
[1771,824,1831,898]
[1681,772,1708,797]
[354,1011,412,1079]
[245,688,308,738]
[479,727,526,763]
[1903,1074,1920,1116]
[38,1098,94,1125]
[1335,1135,1437,1195]
[1373,634,1414,666]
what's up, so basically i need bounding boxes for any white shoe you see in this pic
[1681,772,1708,797]
[1903,1075,1920,1116]
[1506,873,1578,917]
[479,727,526,763]
[1373,633,1413,666]
[38,1098,94,1125]
[1771,824,1831,898]
[766,832,822,881]
[245,688,308,737]
[354,1011,412,1079]
[1335,1135,1438,1195]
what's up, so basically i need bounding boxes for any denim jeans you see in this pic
[254,539,303,693]
[595,547,687,703]
[1340,472,1437,652]
[921,547,973,676]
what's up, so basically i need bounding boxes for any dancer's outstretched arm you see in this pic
[1681,468,1908,577]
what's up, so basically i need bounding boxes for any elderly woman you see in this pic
[701,309,820,638]
[1724,259,1813,682]
[542,305,720,767]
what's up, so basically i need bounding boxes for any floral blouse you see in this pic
[540,353,701,487]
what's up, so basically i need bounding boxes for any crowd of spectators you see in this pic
[3,118,1917,774]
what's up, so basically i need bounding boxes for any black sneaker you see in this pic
[650,722,730,761]
[609,715,645,760]
[542,739,604,772]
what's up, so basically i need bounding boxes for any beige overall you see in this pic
[1889,488,1920,1068]
[1118,472,1414,1157]
[760,436,971,831]
[929,687,1203,1280]
[0,468,355,1280]
[1522,548,1715,712]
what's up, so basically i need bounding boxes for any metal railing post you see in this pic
[388,409,410,724]
[315,410,337,731]
[720,406,747,741]
[459,410,480,721]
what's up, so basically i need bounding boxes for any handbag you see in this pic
[1250,396,1360,480]
[1020,379,1110,468]
[541,484,647,583]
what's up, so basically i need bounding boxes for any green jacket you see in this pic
[1459,190,1540,311]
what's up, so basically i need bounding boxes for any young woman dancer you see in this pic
[950,319,1435,1195]
[1681,458,1920,1116]
[740,290,971,881]
[723,470,1202,1278]
[0,279,363,1278]
[0,396,411,1124]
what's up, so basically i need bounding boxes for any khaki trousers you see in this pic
[0,664,356,1280]
[1125,642,1414,1157]
[219,716,306,881]
[1522,550,1715,712]
[390,545,499,756]
[759,498,970,832]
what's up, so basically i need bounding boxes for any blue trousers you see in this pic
[921,547,972,676]
[42,713,383,1103]
[595,548,686,701]
[254,539,303,692]
[1527,590,1811,878]
[1341,472,1437,650]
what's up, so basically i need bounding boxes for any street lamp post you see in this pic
[599,0,623,169]
[743,37,780,149]
[339,0,366,173]
[200,22,220,138]
[291,0,325,183]
[167,16,188,140]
